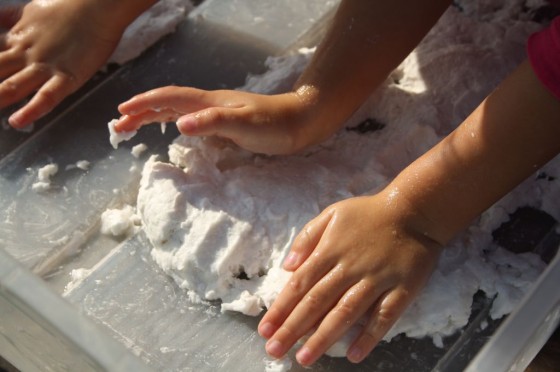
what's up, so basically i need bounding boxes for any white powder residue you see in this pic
[108,119,137,149]
[242,47,316,95]
[264,357,292,372]
[64,268,92,294]
[66,160,91,171]
[32,163,59,192]
[2,116,35,132]
[131,143,148,158]
[76,160,90,170]
[100,204,141,237]
[136,0,554,359]
[109,0,194,65]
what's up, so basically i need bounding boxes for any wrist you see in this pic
[378,181,456,248]
[285,84,345,152]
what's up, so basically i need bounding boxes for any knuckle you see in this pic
[210,107,234,124]
[0,80,18,97]
[333,302,355,320]
[376,305,399,328]
[287,276,304,293]
[36,88,58,108]
[208,108,225,122]
[308,330,330,349]
[292,227,310,251]
[304,293,322,311]
[29,61,49,75]
[277,323,299,341]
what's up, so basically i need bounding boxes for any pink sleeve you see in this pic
[527,16,560,101]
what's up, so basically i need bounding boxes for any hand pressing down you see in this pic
[117,85,331,155]
[0,0,126,128]
[258,192,443,366]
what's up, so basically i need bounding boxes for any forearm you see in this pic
[77,0,158,34]
[293,0,451,144]
[388,60,560,245]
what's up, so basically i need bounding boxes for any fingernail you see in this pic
[8,112,23,128]
[283,253,298,268]
[177,115,196,133]
[347,346,363,363]
[265,340,284,357]
[296,346,313,365]
[258,322,276,338]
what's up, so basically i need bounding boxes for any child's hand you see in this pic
[117,86,329,155]
[257,191,442,366]
[0,0,141,128]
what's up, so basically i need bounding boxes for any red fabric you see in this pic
[527,17,560,101]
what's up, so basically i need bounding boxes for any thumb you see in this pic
[176,107,240,138]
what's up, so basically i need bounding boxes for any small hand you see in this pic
[258,192,442,366]
[117,85,327,155]
[0,0,125,128]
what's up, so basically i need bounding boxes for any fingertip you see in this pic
[117,99,138,115]
[113,115,137,132]
[265,339,286,359]
[176,114,197,135]
[282,252,299,271]
[347,345,364,364]
[295,346,317,366]
[258,321,277,339]
[8,110,29,128]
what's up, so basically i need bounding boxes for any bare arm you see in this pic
[392,60,560,246]
[259,60,560,365]
[116,0,452,154]
[292,0,452,146]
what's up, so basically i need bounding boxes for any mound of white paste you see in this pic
[136,0,557,357]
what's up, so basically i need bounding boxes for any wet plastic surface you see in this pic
[0,0,559,371]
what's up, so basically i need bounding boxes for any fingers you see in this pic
[176,107,243,137]
[114,109,182,132]
[283,210,333,271]
[0,64,49,109]
[118,86,223,116]
[257,251,338,341]
[294,280,380,366]
[116,86,234,133]
[261,267,348,361]
[9,73,77,128]
[346,289,411,363]
[0,49,25,79]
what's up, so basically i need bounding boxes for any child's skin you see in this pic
[3,0,559,367]
[116,0,560,366]
[0,0,156,128]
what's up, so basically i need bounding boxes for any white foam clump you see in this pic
[76,160,90,170]
[64,268,92,294]
[108,119,137,149]
[264,357,292,372]
[100,204,141,237]
[32,163,59,192]
[66,160,91,171]
[137,0,553,358]
[108,0,194,65]
[131,143,149,158]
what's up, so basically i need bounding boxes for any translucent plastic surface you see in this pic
[1,1,559,371]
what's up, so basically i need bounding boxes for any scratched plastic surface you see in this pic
[64,231,464,372]
[1,1,559,371]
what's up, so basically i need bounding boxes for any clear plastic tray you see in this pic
[1,1,559,371]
